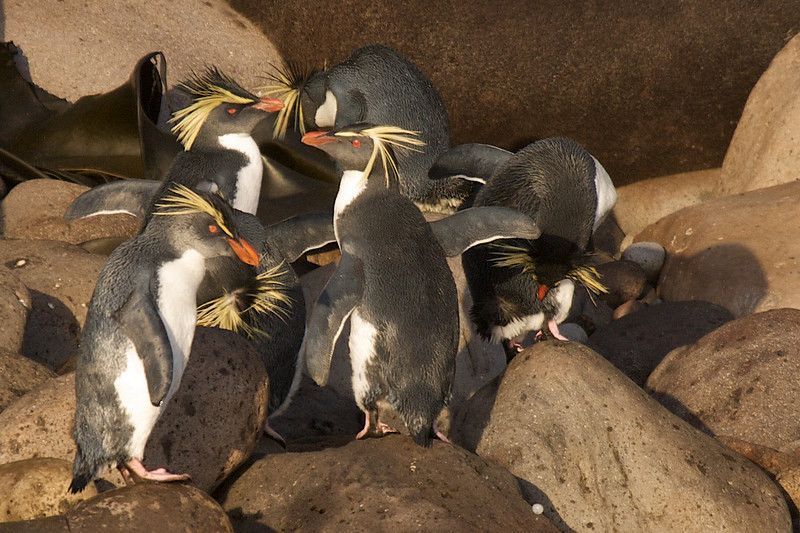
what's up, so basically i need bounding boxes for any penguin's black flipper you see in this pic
[115,277,173,406]
[304,252,363,387]
[430,206,541,257]
[428,143,513,182]
[64,179,160,222]
[268,211,336,263]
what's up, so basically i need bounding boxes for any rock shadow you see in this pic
[659,243,767,317]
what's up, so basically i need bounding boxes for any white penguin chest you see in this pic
[489,279,576,342]
[333,170,368,243]
[218,133,263,215]
[155,249,206,396]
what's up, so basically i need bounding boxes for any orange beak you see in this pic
[252,97,284,112]
[301,130,336,146]
[537,284,549,301]
[227,237,259,266]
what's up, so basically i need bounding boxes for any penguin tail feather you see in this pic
[68,447,102,494]
[411,428,433,448]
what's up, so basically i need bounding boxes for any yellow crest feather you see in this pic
[337,125,426,187]
[169,70,256,150]
[491,243,608,295]
[196,262,294,339]
[153,184,233,237]
[257,62,317,140]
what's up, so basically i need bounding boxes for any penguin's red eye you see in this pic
[352,139,361,147]
[227,107,237,114]
[208,224,219,233]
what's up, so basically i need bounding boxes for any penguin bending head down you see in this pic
[300,124,540,446]
[69,185,259,493]
[264,44,476,213]
[461,137,612,362]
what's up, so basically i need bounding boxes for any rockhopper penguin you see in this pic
[461,137,614,362]
[68,185,259,493]
[264,44,476,213]
[300,124,540,446]
[64,67,284,221]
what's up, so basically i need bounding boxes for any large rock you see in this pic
[0,350,56,413]
[587,300,734,386]
[613,168,720,237]
[636,179,800,317]
[647,308,800,452]
[3,0,282,103]
[217,436,559,532]
[714,32,800,197]
[0,179,139,245]
[0,327,268,494]
[0,239,106,370]
[0,458,97,522]
[453,341,791,532]
[233,1,799,185]
[0,269,31,354]
[2,483,234,532]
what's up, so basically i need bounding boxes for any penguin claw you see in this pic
[356,417,398,440]
[264,423,288,448]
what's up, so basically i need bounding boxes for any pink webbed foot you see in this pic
[546,318,569,341]
[356,412,399,440]
[121,458,192,485]
[433,420,451,444]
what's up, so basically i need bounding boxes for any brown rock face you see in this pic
[65,483,233,532]
[714,32,800,197]
[0,179,139,244]
[0,239,106,370]
[647,308,800,451]
[0,269,31,354]
[230,0,798,185]
[587,300,734,386]
[217,436,559,532]
[636,179,800,318]
[0,458,97,522]
[454,341,791,532]
[0,350,57,413]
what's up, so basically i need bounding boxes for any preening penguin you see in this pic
[461,137,615,362]
[300,124,540,446]
[264,44,476,213]
[194,210,335,429]
[69,185,259,493]
[65,67,284,222]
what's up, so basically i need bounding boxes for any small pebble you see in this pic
[532,503,544,514]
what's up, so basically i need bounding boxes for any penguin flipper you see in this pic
[64,179,160,221]
[430,206,541,257]
[268,211,336,263]
[115,277,173,406]
[304,252,363,386]
[428,143,513,182]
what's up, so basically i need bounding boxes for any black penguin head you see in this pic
[152,184,260,265]
[300,123,424,188]
[491,241,608,303]
[169,67,284,150]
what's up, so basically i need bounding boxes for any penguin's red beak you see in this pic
[252,97,284,112]
[537,284,549,301]
[301,130,336,146]
[228,238,260,266]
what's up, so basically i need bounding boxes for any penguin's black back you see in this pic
[337,179,458,444]
[474,137,597,251]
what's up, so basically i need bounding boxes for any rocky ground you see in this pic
[1,2,800,532]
